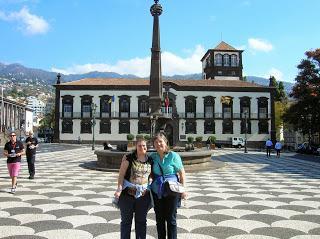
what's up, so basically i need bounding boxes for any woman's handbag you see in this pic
[165,181,185,196]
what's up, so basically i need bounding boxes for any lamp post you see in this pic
[307,113,312,146]
[244,111,248,153]
[91,103,97,150]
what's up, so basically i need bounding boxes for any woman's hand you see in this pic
[181,191,188,200]
[114,190,121,199]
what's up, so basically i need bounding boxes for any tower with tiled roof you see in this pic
[201,41,244,81]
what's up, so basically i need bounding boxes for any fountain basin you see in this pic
[94,149,215,170]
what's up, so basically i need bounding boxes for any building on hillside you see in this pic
[53,41,276,147]
[26,96,46,126]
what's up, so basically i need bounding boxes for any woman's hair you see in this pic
[152,132,170,153]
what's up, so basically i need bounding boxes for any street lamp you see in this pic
[244,111,248,153]
[91,103,97,150]
[307,113,312,146]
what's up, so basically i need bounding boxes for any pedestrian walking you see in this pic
[275,140,282,158]
[25,131,38,179]
[114,138,153,239]
[265,138,273,157]
[150,133,187,239]
[206,137,211,150]
[3,131,24,194]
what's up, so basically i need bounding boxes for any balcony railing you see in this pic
[60,112,271,120]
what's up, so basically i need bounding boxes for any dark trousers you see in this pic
[266,146,271,157]
[26,154,36,176]
[152,192,179,239]
[119,192,150,239]
[276,149,281,157]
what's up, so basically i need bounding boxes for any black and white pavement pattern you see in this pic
[1,145,320,239]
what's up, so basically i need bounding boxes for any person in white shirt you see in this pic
[274,140,282,158]
[265,139,273,157]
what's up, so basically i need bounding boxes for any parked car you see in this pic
[296,142,318,155]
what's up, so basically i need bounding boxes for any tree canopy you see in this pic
[283,49,320,137]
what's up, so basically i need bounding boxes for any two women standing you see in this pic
[114,133,187,239]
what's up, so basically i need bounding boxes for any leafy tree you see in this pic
[283,49,320,138]
[269,76,287,102]
[39,108,55,129]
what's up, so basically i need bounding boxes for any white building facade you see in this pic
[53,42,276,146]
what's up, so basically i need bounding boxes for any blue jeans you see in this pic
[119,191,150,239]
[152,192,179,239]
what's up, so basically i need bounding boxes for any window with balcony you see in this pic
[215,54,222,66]
[119,96,130,118]
[258,97,268,119]
[100,96,112,118]
[138,96,149,117]
[185,96,196,118]
[223,54,230,66]
[63,104,72,118]
[81,95,93,118]
[119,120,130,134]
[240,97,251,119]
[62,95,74,118]
[204,96,214,119]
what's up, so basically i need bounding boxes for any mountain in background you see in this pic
[0,62,294,94]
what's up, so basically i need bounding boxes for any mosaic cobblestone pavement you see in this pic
[1,145,320,239]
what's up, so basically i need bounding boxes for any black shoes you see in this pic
[28,175,34,179]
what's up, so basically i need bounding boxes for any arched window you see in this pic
[231,54,238,67]
[215,54,222,66]
[223,54,230,66]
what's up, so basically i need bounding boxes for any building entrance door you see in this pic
[165,124,173,147]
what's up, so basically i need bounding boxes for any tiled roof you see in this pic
[59,78,266,88]
[214,41,237,51]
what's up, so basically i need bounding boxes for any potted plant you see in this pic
[185,136,194,151]
[209,136,216,149]
[127,134,134,148]
[195,136,203,148]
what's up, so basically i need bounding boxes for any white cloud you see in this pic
[51,45,205,77]
[0,6,49,35]
[264,68,283,81]
[248,38,273,52]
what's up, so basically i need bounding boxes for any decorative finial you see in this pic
[150,0,162,16]
[56,73,61,84]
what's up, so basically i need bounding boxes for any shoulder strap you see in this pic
[157,160,164,176]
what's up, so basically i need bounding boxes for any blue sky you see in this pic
[0,0,319,83]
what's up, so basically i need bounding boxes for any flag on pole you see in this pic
[165,95,169,116]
